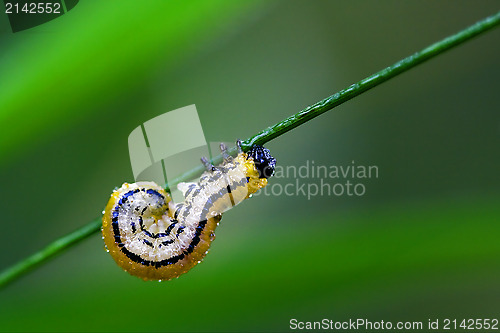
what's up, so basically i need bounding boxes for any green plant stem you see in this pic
[241,11,500,149]
[0,218,102,288]
[1,10,499,290]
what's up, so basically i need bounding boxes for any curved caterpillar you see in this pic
[102,142,276,281]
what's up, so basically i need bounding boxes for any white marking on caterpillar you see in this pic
[102,143,276,281]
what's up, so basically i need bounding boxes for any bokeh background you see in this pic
[1,1,499,332]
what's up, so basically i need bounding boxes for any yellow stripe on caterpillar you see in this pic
[102,142,276,281]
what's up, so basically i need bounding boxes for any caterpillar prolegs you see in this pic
[102,142,276,281]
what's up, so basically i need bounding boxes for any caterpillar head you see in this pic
[246,145,276,179]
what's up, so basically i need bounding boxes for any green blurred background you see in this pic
[1,1,499,332]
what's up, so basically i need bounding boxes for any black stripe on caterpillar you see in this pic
[102,142,276,281]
